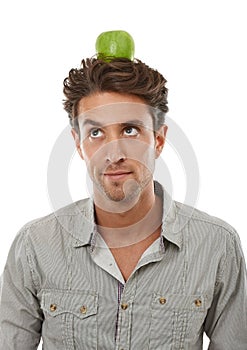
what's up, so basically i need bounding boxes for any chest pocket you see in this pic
[41,289,98,350]
[149,293,207,350]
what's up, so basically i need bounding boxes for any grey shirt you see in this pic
[0,182,246,349]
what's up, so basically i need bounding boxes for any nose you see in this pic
[105,139,127,163]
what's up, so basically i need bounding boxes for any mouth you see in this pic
[103,171,133,181]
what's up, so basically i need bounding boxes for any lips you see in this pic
[103,170,132,180]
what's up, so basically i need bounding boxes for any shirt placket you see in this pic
[115,276,137,350]
[115,281,124,341]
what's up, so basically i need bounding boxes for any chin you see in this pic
[107,186,141,203]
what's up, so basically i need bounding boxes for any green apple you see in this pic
[95,30,135,61]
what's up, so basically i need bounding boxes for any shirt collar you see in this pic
[154,181,183,249]
[67,181,182,250]
[55,197,95,248]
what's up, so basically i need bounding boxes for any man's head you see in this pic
[63,57,168,133]
[63,58,168,210]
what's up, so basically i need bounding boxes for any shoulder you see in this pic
[17,198,92,241]
[174,200,238,243]
[172,201,245,268]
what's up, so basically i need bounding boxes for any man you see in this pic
[0,57,246,349]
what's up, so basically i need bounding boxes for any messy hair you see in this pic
[63,57,168,132]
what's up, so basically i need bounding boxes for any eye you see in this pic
[89,128,103,138]
[123,126,139,136]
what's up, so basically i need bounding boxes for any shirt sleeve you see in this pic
[204,229,247,349]
[0,230,43,349]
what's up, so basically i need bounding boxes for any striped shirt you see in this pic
[0,181,246,349]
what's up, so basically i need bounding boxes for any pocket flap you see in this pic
[41,289,98,319]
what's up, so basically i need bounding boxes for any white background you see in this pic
[0,1,246,348]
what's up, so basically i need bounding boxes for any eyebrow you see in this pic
[82,118,146,128]
[82,119,103,127]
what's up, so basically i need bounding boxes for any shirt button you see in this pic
[50,304,57,312]
[195,299,202,307]
[159,297,166,305]
[80,305,87,314]
[121,303,128,310]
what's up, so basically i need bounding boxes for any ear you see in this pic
[154,125,168,158]
[71,128,84,160]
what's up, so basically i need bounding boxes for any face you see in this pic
[72,92,166,206]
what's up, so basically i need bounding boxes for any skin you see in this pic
[72,92,167,278]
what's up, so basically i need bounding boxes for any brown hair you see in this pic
[63,57,168,131]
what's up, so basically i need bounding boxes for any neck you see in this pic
[94,180,155,226]
[94,181,163,248]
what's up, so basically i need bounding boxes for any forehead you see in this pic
[77,92,153,128]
